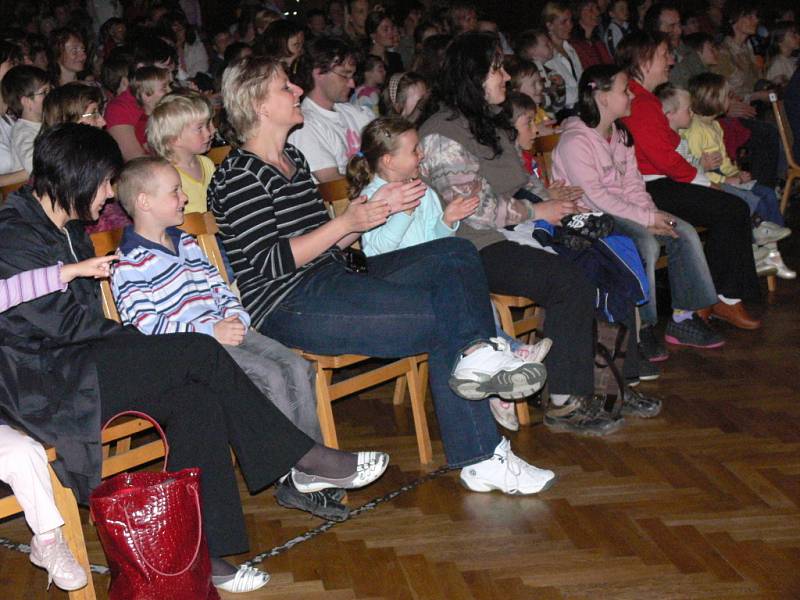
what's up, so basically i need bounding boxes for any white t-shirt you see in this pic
[10,119,41,174]
[0,115,20,175]
[545,41,583,109]
[288,97,374,177]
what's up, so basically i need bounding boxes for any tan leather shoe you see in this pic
[701,301,761,330]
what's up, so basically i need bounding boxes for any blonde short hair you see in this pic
[116,156,171,218]
[147,91,213,159]
[130,66,171,105]
[221,55,283,143]
[656,84,690,115]
[541,1,570,25]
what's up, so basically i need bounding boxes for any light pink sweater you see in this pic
[552,117,657,227]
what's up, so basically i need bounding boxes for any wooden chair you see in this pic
[206,145,231,166]
[770,93,799,215]
[1,180,24,203]
[533,133,561,186]
[313,181,433,464]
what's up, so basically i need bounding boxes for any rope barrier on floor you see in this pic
[0,465,456,576]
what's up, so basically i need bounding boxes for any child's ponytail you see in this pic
[345,116,417,200]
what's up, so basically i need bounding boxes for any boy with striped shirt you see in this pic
[111,156,349,521]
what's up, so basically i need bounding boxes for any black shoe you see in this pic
[543,395,624,436]
[665,315,725,349]
[275,476,349,522]
[637,358,660,381]
[621,386,662,418]
[638,325,668,362]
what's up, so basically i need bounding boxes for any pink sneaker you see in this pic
[29,529,88,591]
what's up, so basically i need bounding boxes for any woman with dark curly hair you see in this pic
[419,31,660,436]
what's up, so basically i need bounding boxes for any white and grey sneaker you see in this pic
[513,337,553,364]
[460,438,556,495]
[449,338,547,401]
[489,397,520,431]
[29,530,88,591]
[753,221,791,245]
[291,451,389,493]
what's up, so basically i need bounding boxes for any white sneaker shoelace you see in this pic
[213,565,270,593]
[30,534,87,591]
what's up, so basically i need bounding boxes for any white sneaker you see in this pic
[29,529,88,591]
[489,397,519,431]
[753,221,791,245]
[753,244,770,262]
[762,248,797,279]
[460,438,556,495]
[213,565,270,593]
[292,451,389,493]
[513,337,553,364]
[449,338,548,401]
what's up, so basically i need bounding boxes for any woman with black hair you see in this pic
[0,123,391,593]
[553,64,722,354]
[254,19,306,71]
[419,32,659,437]
[366,11,404,76]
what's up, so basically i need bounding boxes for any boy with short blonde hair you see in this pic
[146,91,216,213]
[112,157,348,520]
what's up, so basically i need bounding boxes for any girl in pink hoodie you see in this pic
[552,64,723,357]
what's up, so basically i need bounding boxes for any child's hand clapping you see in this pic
[60,255,119,283]
[547,180,583,203]
[443,195,479,227]
[738,171,752,183]
[372,179,426,216]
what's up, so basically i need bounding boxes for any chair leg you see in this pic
[515,400,531,426]
[780,172,796,215]
[314,366,339,450]
[406,360,433,465]
[48,465,96,600]
[392,375,407,406]
[767,274,777,293]
[493,301,515,337]
[418,359,429,402]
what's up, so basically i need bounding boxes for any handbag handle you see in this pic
[102,410,170,470]
[122,482,205,577]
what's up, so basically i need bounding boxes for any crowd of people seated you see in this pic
[0,0,797,594]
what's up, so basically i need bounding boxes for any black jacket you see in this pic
[0,188,135,502]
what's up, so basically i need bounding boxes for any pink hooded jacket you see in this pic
[551,117,657,228]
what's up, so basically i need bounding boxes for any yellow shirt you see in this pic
[680,116,738,184]
[175,155,215,214]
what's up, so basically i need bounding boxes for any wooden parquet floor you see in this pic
[2,219,800,599]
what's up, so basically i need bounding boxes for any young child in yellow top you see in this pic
[670,75,794,278]
[146,91,216,214]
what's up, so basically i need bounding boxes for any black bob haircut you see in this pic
[32,123,124,221]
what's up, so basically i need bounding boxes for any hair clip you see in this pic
[588,81,597,90]
[388,73,405,105]
[355,150,365,158]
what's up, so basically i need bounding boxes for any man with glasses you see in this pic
[288,36,375,182]
[0,65,51,175]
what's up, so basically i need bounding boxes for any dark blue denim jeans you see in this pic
[260,237,501,467]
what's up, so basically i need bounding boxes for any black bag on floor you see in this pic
[593,320,628,417]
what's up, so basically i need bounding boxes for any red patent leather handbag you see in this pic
[89,412,219,600]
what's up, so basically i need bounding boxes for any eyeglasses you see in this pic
[81,110,103,120]
[65,46,87,56]
[329,69,356,82]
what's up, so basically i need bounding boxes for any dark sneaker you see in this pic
[543,395,624,436]
[638,358,660,381]
[275,476,349,522]
[638,325,668,362]
[558,212,615,250]
[664,315,725,349]
[621,386,662,418]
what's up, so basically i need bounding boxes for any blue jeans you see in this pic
[613,216,718,325]
[259,237,501,468]
[721,182,785,226]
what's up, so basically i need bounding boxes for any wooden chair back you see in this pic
[179,211,230,284]
[318,178,351,219]
[769,92,800,214]
[1,180,24,203]
[533,133,560,186]
[206,145,231,166]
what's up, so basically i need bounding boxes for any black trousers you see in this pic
[93,332,315,557]
[645,179,761,303]
[480,241,595,396]
[741,118,781,188]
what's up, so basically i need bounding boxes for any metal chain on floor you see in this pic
[0,465,456,576]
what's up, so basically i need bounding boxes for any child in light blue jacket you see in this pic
[346,117,551,432]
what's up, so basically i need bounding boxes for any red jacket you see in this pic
[622,79,698,183]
